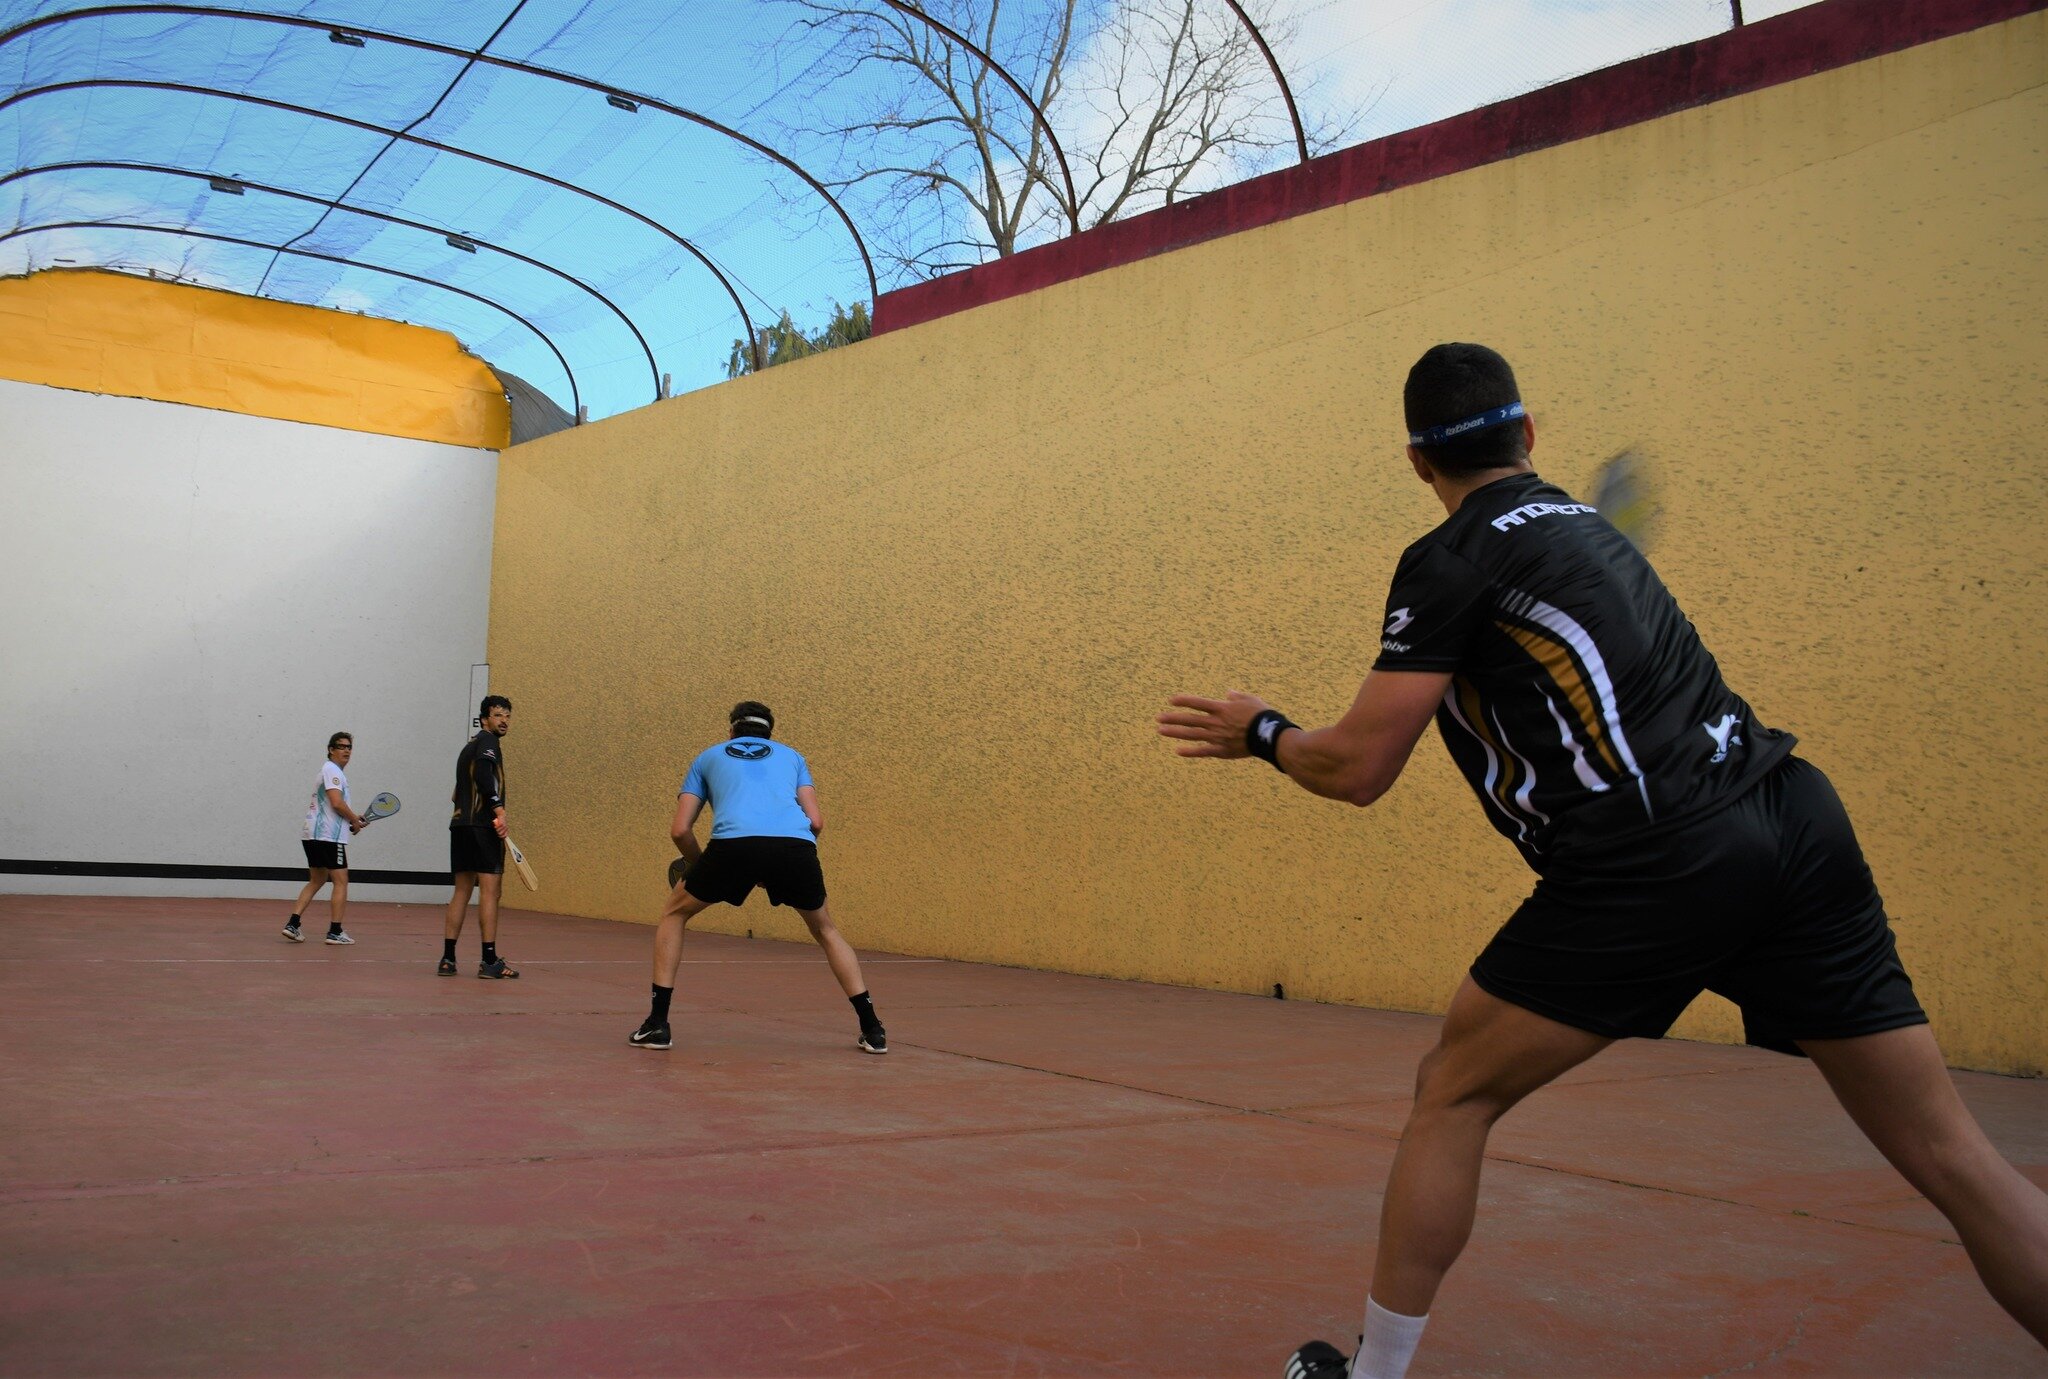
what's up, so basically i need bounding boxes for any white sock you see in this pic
[1352,1297,1428,1379]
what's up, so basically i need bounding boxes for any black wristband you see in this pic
[1245,709,1298,770]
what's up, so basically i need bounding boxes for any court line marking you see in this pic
[0,1104,1246,1206]
[0,1080,1982,1254]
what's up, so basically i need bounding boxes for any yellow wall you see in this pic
[491,15,2048,1074]
[0,270,508,448]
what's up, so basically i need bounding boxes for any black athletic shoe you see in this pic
[1284,1341,1351,1379]
[436,956,458,975]
[476,957,520,979]
[282,922,304,943]
[857,1025,887,1055]
[629,1021,672,1050]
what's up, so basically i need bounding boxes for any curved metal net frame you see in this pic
[0,1,1307,419]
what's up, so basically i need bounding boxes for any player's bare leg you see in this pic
[284,867,327,940]
[326,867,348,929]
[470,873,518,978]
[1802,1025,2048,1343]
[476,872,504,944]
[652,884,712,987]
[634,884,711,1048]
[1370,979,1610,1315]
[798,903,886,1054]
[796,903,867,997]
[437,872,478,975]
[291,867,327,918]
[443,872,476,940]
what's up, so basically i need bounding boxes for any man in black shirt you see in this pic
[1159,345,2046,1377]
[443,694,518,978]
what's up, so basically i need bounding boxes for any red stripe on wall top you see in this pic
[873,0,2045,334]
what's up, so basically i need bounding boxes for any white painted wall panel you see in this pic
[0,380,497,902]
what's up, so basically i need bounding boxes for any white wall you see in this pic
[0,380,497,902]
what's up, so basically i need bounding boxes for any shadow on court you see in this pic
[1,895,2042,1377]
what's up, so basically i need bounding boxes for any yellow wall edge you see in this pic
[0,270,509,449]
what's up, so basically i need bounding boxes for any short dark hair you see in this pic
[480,694,512,717]
[1403,343,1529,477]
[327,731,353,753]
[729,700,774,738]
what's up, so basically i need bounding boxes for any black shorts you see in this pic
[450,826,505,876]
[302,840,347,870]
[683,837,826,911]
[1470,756,1926,1056]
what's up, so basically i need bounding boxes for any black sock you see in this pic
[850,991,880,1029]
[482,942,498,965]
[442,938,456,961]
[328,921,343,935]
[649,984,673,1023]
[287,913,301,928]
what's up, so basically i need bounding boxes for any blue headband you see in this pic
[1409,400,1525,448]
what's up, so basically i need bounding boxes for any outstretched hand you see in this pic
[1155,690,1272,759]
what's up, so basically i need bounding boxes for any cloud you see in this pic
[1001,0,1823,237]
[1290,0,1820,143]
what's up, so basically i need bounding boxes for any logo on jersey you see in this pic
[1385,607,1414,636]
[725,742,771,761]
[1490,501,1597,533]
[1702,714,1742,764]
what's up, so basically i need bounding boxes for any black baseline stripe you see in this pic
[0,859,450,885]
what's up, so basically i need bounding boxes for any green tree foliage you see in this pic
[725,300,872,378]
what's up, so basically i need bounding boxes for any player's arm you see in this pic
[475,751,508,838]
[796,784,823,838]
[671,792,706,864]
[1156,670,1450,807]
[324,768,368,831]
[328,787,368,832]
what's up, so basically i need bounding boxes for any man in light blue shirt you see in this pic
[630,701,887,1056]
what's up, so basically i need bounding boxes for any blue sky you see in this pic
[0,0,1822,419]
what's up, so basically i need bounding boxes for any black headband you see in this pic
[1409,401,1525,448]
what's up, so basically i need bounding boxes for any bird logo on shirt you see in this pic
[725,742,771,760]
[1703,714,1742,764]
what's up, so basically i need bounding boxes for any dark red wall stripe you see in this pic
[873,0,2044,334]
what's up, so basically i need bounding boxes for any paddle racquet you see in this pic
[360,792,401,824]
[1589,447,1657,551]
[506,836,539,891]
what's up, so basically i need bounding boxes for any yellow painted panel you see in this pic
[0,270,508,448]
[328,310,487,392]
[2,332,106,387]
[491,15,2048,1073]
[189,307,316,369]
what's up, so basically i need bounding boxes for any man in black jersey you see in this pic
[443,694,518,979]
[1159,345,2046,1377]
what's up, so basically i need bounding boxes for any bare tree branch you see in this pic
[766,0,1366,282]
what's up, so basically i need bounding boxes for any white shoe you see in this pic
[324,930,355,945]
[282,923,305,942]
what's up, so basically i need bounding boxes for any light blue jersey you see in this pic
[680,737,815,841]
[303,759,351,843]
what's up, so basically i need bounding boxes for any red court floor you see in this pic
[1,894,2042,1378]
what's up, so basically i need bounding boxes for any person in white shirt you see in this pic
[285,732,369,945]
